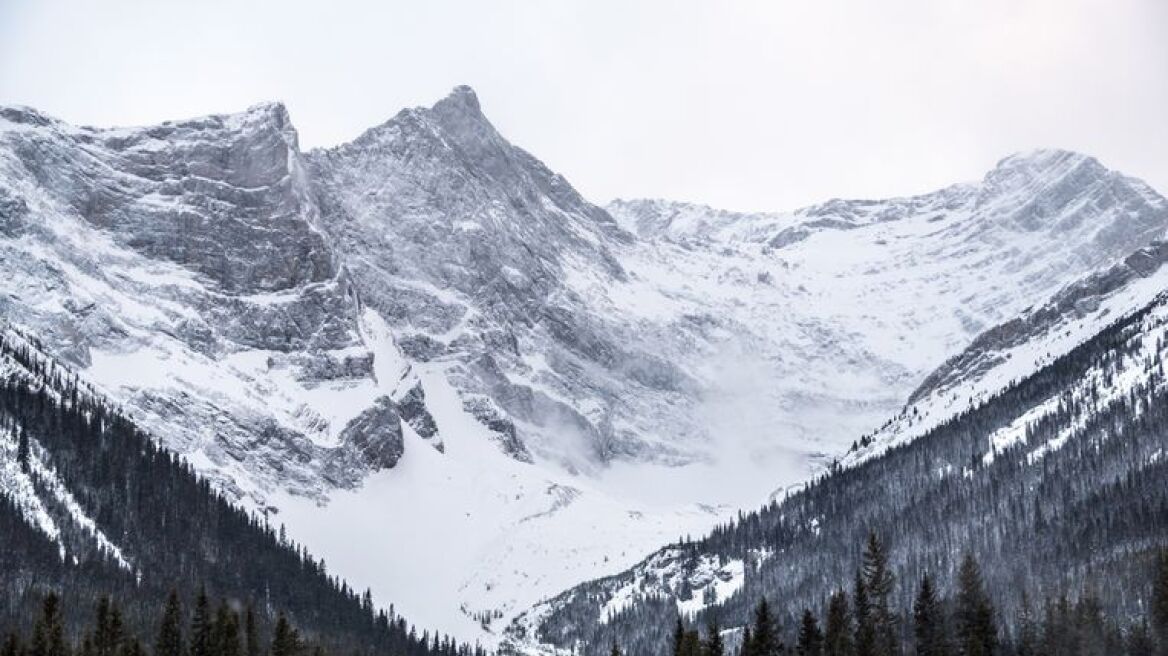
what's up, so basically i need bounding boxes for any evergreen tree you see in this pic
[749,598,783,656]
[93,598,123,656]
[156,590,183,656]
[912,575,947,656]
[1074,593,1112,656]
[215,602,241,656]
[704,618,725,656]
[244,605,260,656]
[740,628,753,656]
[1154,550,1168,652]
[16,426,30,474]
[674,617,687,656]
[824,591,854,656]
[1038,596,1072,656]
[954,554,996,656]
[30,593,68,656]
[1013,592,1037,656]
[361,590,374,618]
[2,633,21,656]
[797,610,824,656]
[117,638,143,656]
[854,571,874,656]
[610,640,622,656]
[1125,621,1155,656]
[190,587,212,656]
[861,533,897,656]
[270,615,299,656]
[678,630,703,656]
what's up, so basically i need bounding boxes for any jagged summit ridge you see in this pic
[1,97,330,295]
[433,84,483,117]
[986,148,1099,185]
[0,99,297,143]
[611,149,1167,265]
[316,85,625,242]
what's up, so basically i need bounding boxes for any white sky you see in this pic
[1,0,1165,212]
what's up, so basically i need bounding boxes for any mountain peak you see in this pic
[997,148,1088,166]
[0,105,60,129]
[224,100,292,132]
[243,99,289,118]
[432,85,483,119]
[983,149,1105,189]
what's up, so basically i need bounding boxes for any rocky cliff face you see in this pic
[2,102,334,293]
[0,101,412,503]
[1,88,1166,642]
[305,86,667,468]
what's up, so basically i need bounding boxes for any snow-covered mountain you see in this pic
[1,88,1166,643]
[597,149,1167,496]
[515,276,1168,656]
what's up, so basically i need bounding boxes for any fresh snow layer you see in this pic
[846,254,1168,468]
[275,361,724,644]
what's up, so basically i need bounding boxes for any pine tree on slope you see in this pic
[270,614,300,656]
[244,605,260,656]
[30,593,68,656]
[2,634,21,656]
[912,575,947,656]
[749,598,784,656]
[190,587,213,656]
[215,601,241,656]
[854,570,874,656]
[156,590,183,656]
[955,554,996,656]
[705,618,725,656]
[797,610,825,656]
[1154,550,1168,653]
[862,533,898,656]
[824,590,854,656]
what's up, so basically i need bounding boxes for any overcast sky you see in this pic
[1,0,1165,211]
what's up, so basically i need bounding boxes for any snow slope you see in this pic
[517,285,1168,655]
[594,150,1168,503]
[276,359,722,641]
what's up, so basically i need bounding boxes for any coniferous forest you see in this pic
[638,534,1168,656]
[0,330,482,656]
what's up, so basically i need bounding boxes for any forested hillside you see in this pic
[0,327,479,656]
[647,537,1168,656]
[522,291,1168,655]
